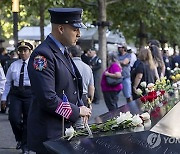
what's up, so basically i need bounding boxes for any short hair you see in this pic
[108,52,119,62]
[68,45,82,57]
[0,47,5,54]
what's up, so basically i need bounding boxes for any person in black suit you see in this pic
[88,48,102,104]
[27,8,91,154]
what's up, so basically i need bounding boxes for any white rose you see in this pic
[174,67,178,71]
[132,115,143,126]
[116,112,132,124]
[172,83,178,88]
[171,70,174,74]
[140,82,147,88]
[145,88,149,93]
[140,112,150,121]
[166,67,171,71]
[65,126,75,137]
[125,111,133,120]
[175,63,179,67]
[143,119,151,128]
[131,124,144,132]
[136,88,143,95]
[147,83,154,89]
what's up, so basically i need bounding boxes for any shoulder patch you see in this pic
[33,55,47,71]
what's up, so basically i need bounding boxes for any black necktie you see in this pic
[19,61,25,87]
[64,49,71,63]
[64,49,75,72]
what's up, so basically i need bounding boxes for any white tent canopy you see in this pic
[18,26,51,40]
[79,27,126,44]
[18,25,126,44]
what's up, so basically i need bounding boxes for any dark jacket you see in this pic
[27,36,83,153]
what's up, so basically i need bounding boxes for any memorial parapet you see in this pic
[44,86,180,154]
[44,130,180,154]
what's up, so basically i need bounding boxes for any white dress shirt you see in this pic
[0,65,6,95]
[1,58,31,101]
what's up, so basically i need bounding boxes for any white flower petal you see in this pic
[144,120,152,128]
[65,126,75,137]
[140,112,150,121]
[140,82,147,88]
[132,115,143,126]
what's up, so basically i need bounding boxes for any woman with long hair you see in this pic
[150,45,165,78]
[131,47,159,100]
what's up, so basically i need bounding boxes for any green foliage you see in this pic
[0,0,179,46]
[107,0,180,46]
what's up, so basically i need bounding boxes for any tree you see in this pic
[108,0,180,47]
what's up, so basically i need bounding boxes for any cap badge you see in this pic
[21,42,25,46]
[33,55,47,71]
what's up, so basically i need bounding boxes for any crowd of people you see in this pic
[0,7,179,154]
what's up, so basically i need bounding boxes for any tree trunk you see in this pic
[39,2,45,42]
[139,20,147,48]
[97,0,107,99]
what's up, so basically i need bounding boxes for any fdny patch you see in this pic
[33,55,47,71]
[98,59,102,63]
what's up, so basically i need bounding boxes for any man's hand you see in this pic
[1,101,6,110]
[82,116,89,124]
[79,106,91,117]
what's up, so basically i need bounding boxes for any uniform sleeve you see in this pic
[1,65,13,101]
[0,67,6,95]
[92,58,102,71]
[28,53,80,122]
[89,68,94,86]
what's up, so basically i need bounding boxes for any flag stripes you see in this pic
[55,93,72,119]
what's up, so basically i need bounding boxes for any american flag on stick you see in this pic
[55,92,72,119]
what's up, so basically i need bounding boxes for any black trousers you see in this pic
[8,87,33,149]
[103,91,120,111]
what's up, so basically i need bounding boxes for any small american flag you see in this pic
[55,93,72,119]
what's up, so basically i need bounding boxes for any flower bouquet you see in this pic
[136,81,168,113]
[169,63,180,82]
[62,111,151,140]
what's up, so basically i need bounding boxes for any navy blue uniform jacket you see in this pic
[27,36,83,153]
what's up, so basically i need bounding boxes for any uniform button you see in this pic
[73,91,77,94]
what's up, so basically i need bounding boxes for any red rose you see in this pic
[148,91,157,96]
[163,101,168,105]
[140,96,147,103]
[160,90,165,96]
[155,107,160,112]
[147,95,156,102]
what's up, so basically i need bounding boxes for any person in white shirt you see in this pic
[127,47,137,68]
[0,63,6,113]
[1,41,33,154]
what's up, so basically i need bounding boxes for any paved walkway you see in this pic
[0,93,126,154]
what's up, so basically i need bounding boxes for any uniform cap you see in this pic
[48,8,87,29]
[17,41,33,50]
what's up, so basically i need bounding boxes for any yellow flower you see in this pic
[175,74,180,80]
[171,75,176,80]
